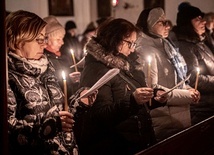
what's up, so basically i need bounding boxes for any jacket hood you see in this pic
[85,38,130,71]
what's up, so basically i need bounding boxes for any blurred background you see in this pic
[6,0,214,35]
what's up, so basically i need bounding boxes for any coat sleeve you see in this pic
[180,42,214,92]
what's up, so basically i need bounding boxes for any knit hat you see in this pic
[65,20,77,31]
[178,1,191,11]
[176,6,204,26]
[43,15,64,34]
[147,7,165,29]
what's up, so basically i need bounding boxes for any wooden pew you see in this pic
[136,116,214,155]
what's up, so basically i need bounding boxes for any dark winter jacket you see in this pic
[44,49,79,98]
[77,39,165,155]
[7,52,85,155]
[175,32,214,124]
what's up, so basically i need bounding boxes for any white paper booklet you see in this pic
[160,74,191,97]
[77,68,120,100]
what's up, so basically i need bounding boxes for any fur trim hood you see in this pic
[85,38,130,71]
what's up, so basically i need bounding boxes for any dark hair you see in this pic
[174,6,204,41]
[94,18,139,55]
[65,20,77,31]
[136,8,152,33]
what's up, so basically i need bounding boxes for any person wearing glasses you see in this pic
[6,10,97,155]
[43,15,81,100]
[77,18,168,155]
[135,7,200,142]
[173,6,214,125]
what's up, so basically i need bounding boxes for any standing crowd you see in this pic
[6,1,214,155]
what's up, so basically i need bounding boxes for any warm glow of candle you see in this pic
[62,71,68,111]
[147,56,152,87]
[147,56,152,106]
[70,49,78,72]
[195,67,200,90]
[112,0,118,7]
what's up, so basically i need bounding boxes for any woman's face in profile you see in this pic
[118,31,137,57]
[47,32,65,54]
[192,16,206,35]
[16,27,47,60]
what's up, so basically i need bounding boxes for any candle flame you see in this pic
[70,49,74,55]
[148,56,152,64]
[196,67,200,74]
[62,71,66,80]
[112,0,118,7]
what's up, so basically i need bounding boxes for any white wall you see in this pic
[166,0,214,25]
[6,0,91,34]
[6,0,214,33]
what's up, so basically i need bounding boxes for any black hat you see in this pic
[178,1,191,11]
[65,20,77,31]
[176,6,204,26]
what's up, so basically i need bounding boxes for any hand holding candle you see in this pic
[70,49,78,72]
[195,67,200,91]
[62,71,68,111]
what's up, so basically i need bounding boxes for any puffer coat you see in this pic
[7,52,78,155]
[177,34,214,125]
[77,38,165,155]
[135,32,193,142]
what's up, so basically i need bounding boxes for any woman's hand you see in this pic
[133,87,154,104]
[154,90,168,103]
[188,88,200,103]
[80,88,98,106]
[69,72,81,83]
[59,111,74,132]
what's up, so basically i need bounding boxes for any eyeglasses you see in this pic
[35,36,48,44]
[123,40,137,49]
[157,20,170,27]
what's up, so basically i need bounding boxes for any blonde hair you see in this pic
[6,10,47,52]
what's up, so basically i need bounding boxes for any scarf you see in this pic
[163,38,187,88]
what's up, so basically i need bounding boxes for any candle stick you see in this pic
[195,67,200,90]
[70,49,78,72]
[147,56,152,106]
[62,71,68,111]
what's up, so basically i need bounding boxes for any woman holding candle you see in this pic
[135,7,200,142]
[43,15,81,98]
[173,5,214,125]
[6,10,97,155]
[78,18,168,155]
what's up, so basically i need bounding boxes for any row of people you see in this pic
[6,3,214,155]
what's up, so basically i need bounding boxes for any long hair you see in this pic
[6,10,47,52]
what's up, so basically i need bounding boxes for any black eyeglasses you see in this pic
[35,36,48,44]
[123,40,137,49]
[157,20,170,27]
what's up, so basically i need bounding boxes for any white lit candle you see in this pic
[147,56,152,106]
[147,56,152,88]
[62,71,68,111]
[195,67,200,90]
[70,49,78,72]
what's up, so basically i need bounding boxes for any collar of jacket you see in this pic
[85,38,130,71]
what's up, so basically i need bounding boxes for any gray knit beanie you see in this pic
[147,7,165,29]
[43,15,64,34]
